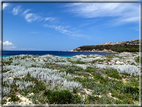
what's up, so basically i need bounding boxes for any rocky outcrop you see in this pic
[101,39,141,45]
[71,49,117,53]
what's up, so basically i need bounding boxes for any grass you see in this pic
[104,68,122,80]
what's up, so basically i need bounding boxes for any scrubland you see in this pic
[2,52,141,106]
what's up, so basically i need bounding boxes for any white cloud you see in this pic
[23,9,57,23]
[0,41,16,50]
[22,8,42,22]
[23,9,31,15]
[3,41,13,46]
[21,8,55,23]
[25,13,40,22]
[11,6,56,23]
[44,24,70,34]
[12,6,21,15]
[44,24,85,37]
[66,3,139,25]
[120,17,139,22]
[3,3,9,10]
[23,10,45,22]
[9,4,85,38]
[44,17,55,22]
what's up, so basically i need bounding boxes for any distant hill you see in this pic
[70,39,141,53]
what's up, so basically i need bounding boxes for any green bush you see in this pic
[94,59,105,64]
[74,66,84,71]
[122,72,130,76]
[121,85,139,94]
[2,99,7,104]
[39,99,46,103]
[71,94,83,104]
[73,87,77,93]
[135,56,141,63]
[66,67,75,74]
[44,90,72,104]
[3,70,8,73]
[105,68,122,79]
[32,80,46,93]
[92,84,108,95]
[111,81,124,92]
[78,77,96,89]
[121,86,139,100]
[3,60,12,65]
[24,72,37,82]
[44,89,82,104]
[85,95,99,104]
[105,54,115,59]
[85,67,95,73]
[65,66,83,74]
[9,94,20,102]
[93,73,106,83]
[76,59,85,64]
[70,59,85,64]
[129,77,139,87]
[121,98,134,104]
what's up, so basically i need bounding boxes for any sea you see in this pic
[2,51,118,58]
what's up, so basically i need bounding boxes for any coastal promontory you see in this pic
[70,39,141,53]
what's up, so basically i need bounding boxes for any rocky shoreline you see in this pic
[69,48,118,53]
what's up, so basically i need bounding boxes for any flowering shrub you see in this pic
[95,64,140,76]
[110,65,140,76]
[15,80,35,90]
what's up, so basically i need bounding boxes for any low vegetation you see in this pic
[2,52,141,105]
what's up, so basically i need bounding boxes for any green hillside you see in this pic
[78,45,139,52]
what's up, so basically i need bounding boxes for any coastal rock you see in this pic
[69,50,74,52]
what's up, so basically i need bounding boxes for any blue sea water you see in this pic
[2,51,118,57]
[2,55,12,57]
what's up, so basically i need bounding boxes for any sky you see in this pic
[2,2,140,51]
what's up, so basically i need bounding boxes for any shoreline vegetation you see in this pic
[68,39,141,53]
[2,52,141,105]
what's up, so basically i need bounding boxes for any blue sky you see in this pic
[3,2,139,51]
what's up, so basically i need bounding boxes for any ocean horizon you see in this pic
[2,50,118,57]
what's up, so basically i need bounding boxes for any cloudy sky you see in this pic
[3,2,139,51]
